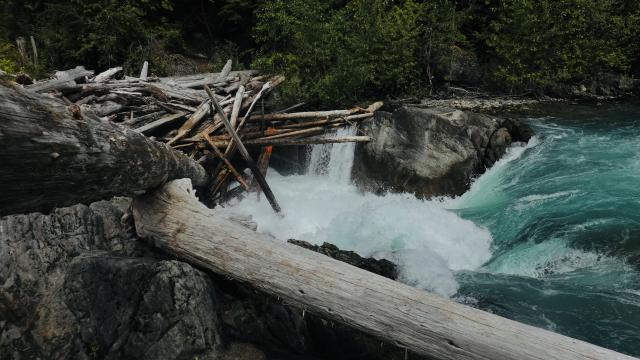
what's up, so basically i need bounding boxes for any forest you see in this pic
[1,0,639,104]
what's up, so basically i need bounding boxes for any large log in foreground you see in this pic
[133,180,634,360]
[0,84,207,216]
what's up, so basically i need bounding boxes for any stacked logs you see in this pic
[24,61,381,208]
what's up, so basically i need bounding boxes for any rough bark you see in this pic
[0,83,206,216]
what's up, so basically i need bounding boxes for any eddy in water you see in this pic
[224,104,640,357]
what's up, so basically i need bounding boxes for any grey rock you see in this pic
[287,239,398,280]
[64,255,223,360]
[0,199,224,360]
[353,106,532,198]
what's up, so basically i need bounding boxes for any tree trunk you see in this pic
[0,83,207,216]
[132,179,634,360]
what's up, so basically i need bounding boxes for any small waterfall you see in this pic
[223,124,493,297]
[307,126,357,183]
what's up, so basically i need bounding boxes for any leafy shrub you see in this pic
[253,0,423,105]
[473,0,640,91]
[0,42,19,74]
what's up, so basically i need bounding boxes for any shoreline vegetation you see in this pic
[2,0,640,108]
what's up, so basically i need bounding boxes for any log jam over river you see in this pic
[222,103,640,357]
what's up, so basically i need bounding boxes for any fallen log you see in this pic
[93,66,122,83]
[134,111,187,134]
[133,179,635,360]
[247,108,360,122]
[204,136,372,147]
[26,66,94,93]
[0,83,207,216]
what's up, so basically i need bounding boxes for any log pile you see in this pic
[24,61,381,207]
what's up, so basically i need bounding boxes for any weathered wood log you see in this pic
[217,59,233,82]
[93,66,122,83]
[27,66,94,93]
[248,108,360,122]
[134,112,187,134]
[167,100,211,145]
[82,100,124,117]
[140,61,149,80]
[278,112,374,129]
[229,85,245,129]
[0,84,207,216]
[203,133,249,191]
[133,179,636,360]
[206,136,372,147]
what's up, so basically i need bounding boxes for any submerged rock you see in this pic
[353,106,532,198]
[287,239,398,280]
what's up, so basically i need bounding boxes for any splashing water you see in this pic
[224,104,640,356]
[223,126,494,297]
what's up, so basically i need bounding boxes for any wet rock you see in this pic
[287,239,398,280]
[353,106,533,198]
[64,255,223,359]
[484,127,512,167]
[0,199,224,360]
[501,117,534,143]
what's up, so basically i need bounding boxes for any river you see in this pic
[222,103,640,356]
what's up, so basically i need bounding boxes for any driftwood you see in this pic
[19,62,383,206]
[93,67,122,83]
[205,136,372,147]
[0,84,206,216]
[203,133,249,191]
[133,179,635,360]
[135,112,187,134]
[248,108,359,122]
[26,66,94,93]
[140,61,149,80]
[167,100,211,145]
[205,85,282,213]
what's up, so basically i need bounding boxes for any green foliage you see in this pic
[253,0,423,105]
[472,0,640,91]
[2,0,640,100]
[0,42,19,73]
[36,1,183,73]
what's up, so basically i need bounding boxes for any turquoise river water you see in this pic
[224,103,640,356]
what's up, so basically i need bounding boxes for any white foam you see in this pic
[485,237,627,278]
[223,127,493,297]
[446,136,540,210]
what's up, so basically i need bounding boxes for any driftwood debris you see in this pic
[206,84,282,213]
[133,179,635,360]
[0,84,206,216]
[17,60,381,207]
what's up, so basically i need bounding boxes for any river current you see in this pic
[223,103,640,356]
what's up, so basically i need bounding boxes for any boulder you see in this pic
[63,255,224,360]
[353,106,532,198]
[287,240,398,280]
[0,199,225,360]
